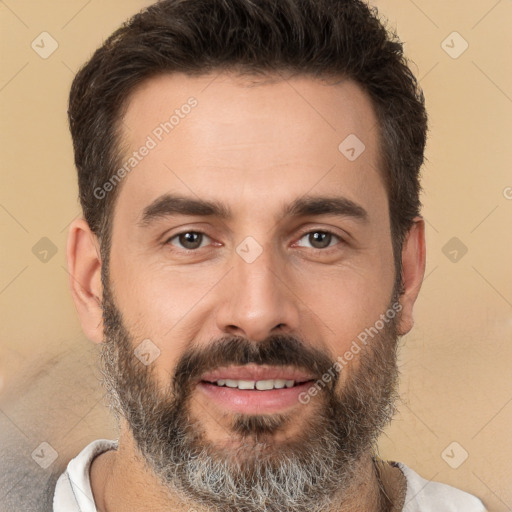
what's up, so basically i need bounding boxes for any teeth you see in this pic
[237,380,256,390]
[256,380,274,390]
[213,379,297,390]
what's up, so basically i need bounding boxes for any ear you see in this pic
[66,218,104,344]
[397,216,426,335]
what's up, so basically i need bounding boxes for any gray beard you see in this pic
[99,281,401,512]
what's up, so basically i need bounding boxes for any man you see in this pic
[54,0,486,510]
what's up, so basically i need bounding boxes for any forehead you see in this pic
[115,72,386,223]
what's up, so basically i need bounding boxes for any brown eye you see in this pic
[168,232,210,250]
[297,231,340,250]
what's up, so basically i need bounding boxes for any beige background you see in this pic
[1,0,511,510]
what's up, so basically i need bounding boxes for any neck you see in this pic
[90,425,403,512]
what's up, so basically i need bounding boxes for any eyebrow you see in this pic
[138,193,368,227]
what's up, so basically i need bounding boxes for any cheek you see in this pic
[295,259,394,352]
[108,256,222,377]
[109,245,195,332]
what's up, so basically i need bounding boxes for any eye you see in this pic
[296,230,341,250]
[167,231,211,250]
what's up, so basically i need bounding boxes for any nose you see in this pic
[215,245,301,342]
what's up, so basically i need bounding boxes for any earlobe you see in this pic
[66,218,104,344]
[397,217,426,336]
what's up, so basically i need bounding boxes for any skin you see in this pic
[67,72,426,511]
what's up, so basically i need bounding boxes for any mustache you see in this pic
[172,334,338,393]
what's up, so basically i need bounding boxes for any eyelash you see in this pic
[164,229,344,253]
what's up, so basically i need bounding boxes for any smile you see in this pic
[204,379,306,390]
[196,365,316,414]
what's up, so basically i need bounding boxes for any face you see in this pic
[99,73,402,511]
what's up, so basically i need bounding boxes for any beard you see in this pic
[99,278,402,512]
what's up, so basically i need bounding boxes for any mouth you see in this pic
[196,364,316,414]
[204,378,302,390]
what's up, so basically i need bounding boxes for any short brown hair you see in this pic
[68,0,427,287]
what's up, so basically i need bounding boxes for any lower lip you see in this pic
[197,381,314,414]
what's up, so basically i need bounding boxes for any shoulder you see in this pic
[53,439,118,512]
[395,461,486,512]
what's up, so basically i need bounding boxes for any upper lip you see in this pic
[200,364,316,383]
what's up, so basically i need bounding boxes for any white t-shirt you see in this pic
[53,439,486,511]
